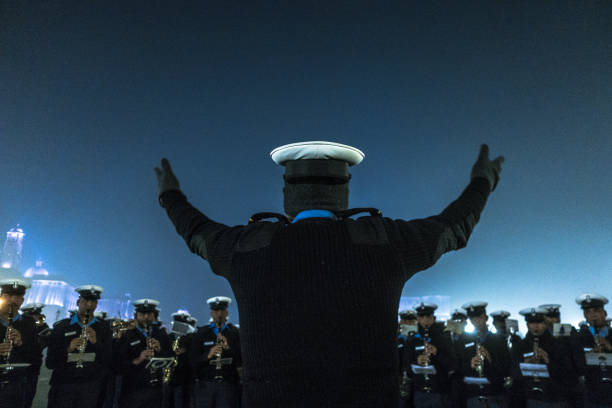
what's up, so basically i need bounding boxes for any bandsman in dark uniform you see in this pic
[406,302,456,408]
[165,310,197,408]
[539,304,584,407]
[512,307,576,407]
[118,299,172,408]
[447,308,468,408]
[489,310,522,407]
[189,296,241,408]
[0,279,39,408]
[399,310,418,408]
[19,302,49,408]
[575,293,612,408]
[46,285,113,408]
[460,302,511,408]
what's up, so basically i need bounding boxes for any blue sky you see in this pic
[2,1,610,330]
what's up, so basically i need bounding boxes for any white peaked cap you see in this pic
[270,141,364,166]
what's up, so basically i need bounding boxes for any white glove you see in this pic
[470,144,504,191]
[154,158,181,196]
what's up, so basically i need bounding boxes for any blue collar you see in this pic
[590,325,609,338]
[210,322,228,336]
[292,209,337,223]
[0,313,21,327]
[137,326,153,338]
[70,314,97,328]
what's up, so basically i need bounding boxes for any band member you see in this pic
[399,310,418,408]
[19,303,49,408]
[460,302,511,408]
[446,308,467,408]
[155,143,504,406]
[46,285,112,408]
[513,307,576,407]
[575,293,612,407]
[118,299,172,408]
[406,303,456,408]
[0,279,39,408]
[189,296,241,408]
[166,311,197,408]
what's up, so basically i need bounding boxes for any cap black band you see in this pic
[284,159,350,182]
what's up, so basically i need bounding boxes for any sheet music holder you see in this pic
[585,352,612,367]
[505,319,519,333]
[464,376,490,385]
[145,357,175,370]
[67,353,95,363]
[0,363,31,369]
[170,321,196,336]
[411,364,437,375]
[553,323,573,337]
[519,363,550,378]
[445,320,464,335]
[400,324,418,336]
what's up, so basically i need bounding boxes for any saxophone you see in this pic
[75,310,90,369]
[163,335,180,384]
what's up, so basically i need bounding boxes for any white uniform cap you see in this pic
[519,307,548,319]
[451,308,468,317]
[0,278,31,290]
[133,299,160,312]
[270,141,364,166]
[490,310,511,319]
[21,303,45,312]
[206,296,232,305]
[75,285,104,299]
[575,293,608,308]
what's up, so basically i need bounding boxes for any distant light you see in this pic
[465,321,475,333]
[1,263,11,269]
[490,325,497,334]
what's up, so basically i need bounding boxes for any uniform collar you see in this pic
[292,209,337,223]
[70,314,97,327]
[0,313,21,327]
[590,325,609,338]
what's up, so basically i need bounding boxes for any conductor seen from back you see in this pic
[155,142,504,407]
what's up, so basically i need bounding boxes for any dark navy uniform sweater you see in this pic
[160,178,491,407]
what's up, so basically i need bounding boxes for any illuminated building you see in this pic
[1,226,130,323]
[1,226,25,270]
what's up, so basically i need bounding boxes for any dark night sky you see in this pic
[1,1,611,329]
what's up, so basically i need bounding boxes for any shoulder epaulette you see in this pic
[53,318,70,328]
[335,208,382,219]
[248,212,290,225]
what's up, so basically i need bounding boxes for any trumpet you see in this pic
[75,310,90,369]
[111,319,130,338]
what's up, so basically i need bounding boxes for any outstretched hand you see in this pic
[154,158,181,196]
[470,144,504,191]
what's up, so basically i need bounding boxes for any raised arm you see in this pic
[386,144,504,278]
[155,158,235,276]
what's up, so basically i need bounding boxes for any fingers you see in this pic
[477,144,489,161]
[161,158,173,173]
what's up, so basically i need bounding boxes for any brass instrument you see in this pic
[594,329,612,383]
[75,310,91,369]
[531,336,543,393]
[162,336,180,384]
[111,319,130,338]
[34,314,46,326]
[3,305,16,371]
[213,335,225,380]
[475,339,488,402]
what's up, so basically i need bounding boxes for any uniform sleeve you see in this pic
[46,323,68,370]
[159,190,244,277]
[384,178,491,281]
[93,323,113,370]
